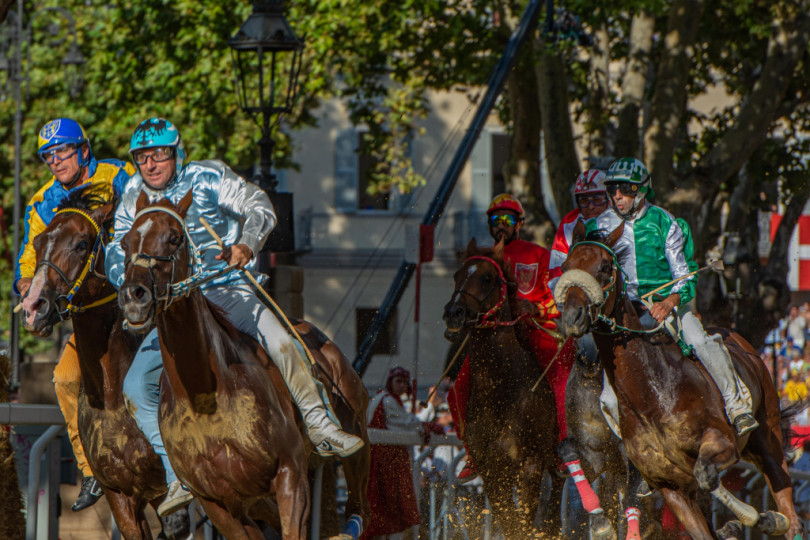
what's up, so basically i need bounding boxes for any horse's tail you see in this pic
[780,399,810,453]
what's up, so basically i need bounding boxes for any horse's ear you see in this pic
[572,219,586,245]
[91,198,117,227]
[177,190,194,218]
[135,190,149,213]
[465,237,478,258]
[492,238,505,262]
[605,221,625,248]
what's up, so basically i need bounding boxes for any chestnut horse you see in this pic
[443,240,564,538]
[118,192,369,539]
[20,191,189,539]
[556,221,803,540]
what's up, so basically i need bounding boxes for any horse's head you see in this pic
[556,220,625,338]
[443,238,513,340]
[119,190,194,333]
[21,191,116,336]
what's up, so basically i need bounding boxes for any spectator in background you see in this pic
[761,346,776,379]
[782,368,808,405]
[364,367,443,540]
[786,305,807,351]
[780,336,799,363]
[790,349,805,377]
[792,439,810,520]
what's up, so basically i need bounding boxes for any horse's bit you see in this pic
[34,208,116,319]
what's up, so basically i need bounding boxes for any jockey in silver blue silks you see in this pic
[106,117,364,516]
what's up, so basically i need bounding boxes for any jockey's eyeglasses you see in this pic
[39,143,79,164]
[576,194,608,208]
[606,182,640,197]
[132,147,175,165]
[488,214,520,228]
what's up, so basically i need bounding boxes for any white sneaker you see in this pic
[312,425,364,458]
[157,480,194,517]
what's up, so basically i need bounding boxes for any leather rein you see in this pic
[453,255,528,329]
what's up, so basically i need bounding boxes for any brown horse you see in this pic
[556,221,803,540]
[20,191,189,539]
[118,191,369,539]
[443,239,564,539]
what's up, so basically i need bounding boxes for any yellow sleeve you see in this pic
[18,211,47,281]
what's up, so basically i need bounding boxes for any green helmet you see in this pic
[606,157,650,187]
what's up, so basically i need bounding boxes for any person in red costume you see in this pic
[363,366,443,539]
[448,193,576,483]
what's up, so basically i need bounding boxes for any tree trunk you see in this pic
[0,354,25,540]
[586,20,611,158]
[534,42,581,221]
[643,0,705,195]
[615,10,655,158]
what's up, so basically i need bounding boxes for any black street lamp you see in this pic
[229,0,304,262]
[0,2,86,389]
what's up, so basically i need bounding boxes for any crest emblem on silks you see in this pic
[514,263,538,295]
[40,119,61,142]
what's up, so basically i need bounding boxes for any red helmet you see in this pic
[487,193,524,218]
[574,169,607,195]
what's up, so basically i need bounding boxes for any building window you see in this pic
[356,307,398,356]
[335,128,414,213]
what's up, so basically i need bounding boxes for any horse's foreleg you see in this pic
[659,488,714,540]
[273,457,310,540]
[535,470,564,536]
[106,490,151,540]
[481,473,524,540]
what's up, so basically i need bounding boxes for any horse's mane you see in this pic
[582,228,611,244]
[463,242,521,307]
[56,185,118,237]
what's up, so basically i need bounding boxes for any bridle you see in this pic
[35,208,116,319]
[126,205,205,313]
[452,255,524,329]
[564,240,664,335]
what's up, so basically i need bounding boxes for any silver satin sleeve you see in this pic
[664,220,694,297]
[209,160,276,256]
[105,182,137,290]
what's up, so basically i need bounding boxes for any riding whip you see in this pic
[420,333,470,407]
[530,336,572,393]
[640,259,724,301]
[198,217,320,369]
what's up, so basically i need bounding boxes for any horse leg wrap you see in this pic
[711,484,758,527]
[341,514,363,539]
[625,507,641,540]
[565,460,602,513]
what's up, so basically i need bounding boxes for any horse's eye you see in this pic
[600,262,612,274]
[76,239,88,251]
[482,274,493,285]
[168,235,181,246]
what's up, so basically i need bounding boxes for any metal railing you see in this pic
[5,403,810,540]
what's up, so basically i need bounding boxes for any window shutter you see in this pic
[335,129,358,212]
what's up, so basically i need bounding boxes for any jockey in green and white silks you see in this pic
[589,157,758,438]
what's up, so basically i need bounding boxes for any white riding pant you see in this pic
[206,282,339,440]
[598,308,753,437]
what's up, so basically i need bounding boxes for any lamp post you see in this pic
[0,2,85,388]
[229,0,304,269]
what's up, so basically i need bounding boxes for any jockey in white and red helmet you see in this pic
[548,169,608,289]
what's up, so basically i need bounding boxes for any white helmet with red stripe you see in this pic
[574,169,607,195]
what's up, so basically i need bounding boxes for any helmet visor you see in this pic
[132,147,175,165]
[489,214,519,228]
[606,183,640,197]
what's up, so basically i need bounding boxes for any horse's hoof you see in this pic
[589,511,616,540]
[754,511,789,536]
[716,520,743,540]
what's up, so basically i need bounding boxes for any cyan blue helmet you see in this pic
[38,118,92,167]
[129,117,186,176]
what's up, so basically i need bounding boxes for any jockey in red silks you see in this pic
[448,193,575,482]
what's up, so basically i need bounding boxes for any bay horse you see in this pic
[20,190,189,539]
[118,191,369,539]
[442,239,564,538]
[556,220,803,540]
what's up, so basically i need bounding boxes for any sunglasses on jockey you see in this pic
[488,213,522,228]
[39,143,80,164]
[576,193,608,208]
[606,182,641,197]
[132,147,175,165]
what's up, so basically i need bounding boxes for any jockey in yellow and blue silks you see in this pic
[13,118,134,513]
[15,118,134,296]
